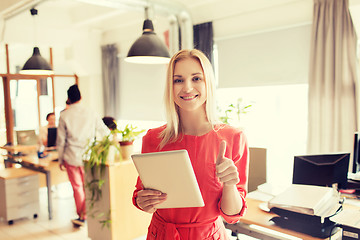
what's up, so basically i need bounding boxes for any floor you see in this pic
[0,183,90,240]
[0,181,251,240]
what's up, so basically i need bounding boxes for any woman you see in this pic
[132,49,249,239]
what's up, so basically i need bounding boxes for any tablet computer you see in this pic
[131,150,204,209]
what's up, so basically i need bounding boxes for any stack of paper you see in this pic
[268,184,340,217]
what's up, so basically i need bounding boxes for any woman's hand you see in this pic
[216,140,240,186]
[216,140,243,215]
[136,189,167,213]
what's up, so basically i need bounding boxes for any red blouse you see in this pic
[132,124,249,240]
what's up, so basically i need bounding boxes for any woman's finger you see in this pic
[137,191,167,213]
[137,189,163,197]
[218,172,239,185]
[216,164,237,178]
[216,157,239,186]
[216,157,234,173]
[138,194,166,206]
[140,197,167,212]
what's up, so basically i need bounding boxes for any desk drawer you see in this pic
[6,201,39,221]
[6,189,39,208]
[5,175,39,195]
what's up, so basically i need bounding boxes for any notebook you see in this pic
[131,150,204,209]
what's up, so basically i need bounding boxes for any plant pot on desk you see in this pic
[119,141,133,160]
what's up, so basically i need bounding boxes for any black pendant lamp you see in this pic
[20,8,53,75]
[125,7,170,64]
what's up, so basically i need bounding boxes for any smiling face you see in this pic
[172,57,207,114]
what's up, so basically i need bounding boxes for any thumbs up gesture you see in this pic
[216,140,240,186]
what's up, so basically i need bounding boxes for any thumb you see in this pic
[216,140,226,165]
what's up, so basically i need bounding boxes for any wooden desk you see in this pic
[18,151,68,187]
[1,145,64,220]
[224,198,343,240]
[1,145,38,152]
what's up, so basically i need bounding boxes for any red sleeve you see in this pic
[132,129,154,210]
[132,176,144,210]
[219,130,249,223]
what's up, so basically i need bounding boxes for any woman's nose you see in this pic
[182,80,193,92]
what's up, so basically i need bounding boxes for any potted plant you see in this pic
[114,124,145,159]
[218,97,253,127]
[83,134,121,229]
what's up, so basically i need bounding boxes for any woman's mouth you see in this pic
[180,95,198,100]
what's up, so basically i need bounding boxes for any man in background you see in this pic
[57,84,109,227]
[39,112,56,147]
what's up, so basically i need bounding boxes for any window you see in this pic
[10,80,39,131]
[217,84,308,186]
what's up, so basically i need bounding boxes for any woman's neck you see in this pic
[179,108,212,136]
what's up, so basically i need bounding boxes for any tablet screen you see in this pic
[131,150,204,209]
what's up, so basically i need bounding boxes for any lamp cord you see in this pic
[30,8,38,46]
[144,6,149,19]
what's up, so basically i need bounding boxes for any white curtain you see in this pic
[102,44,120,119]
[307,0,358,154]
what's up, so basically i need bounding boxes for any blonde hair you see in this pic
[159,49,217,149]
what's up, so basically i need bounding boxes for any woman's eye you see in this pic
[174,79,183,83]
[193,76,201,81]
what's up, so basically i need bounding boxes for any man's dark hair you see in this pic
[46,112,55,121]
[67,84,81,104]
[102,117,117,130]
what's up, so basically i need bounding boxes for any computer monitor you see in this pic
[352,132,360,173]
[292,153,350,190]
[16,130,38,146]
[47,127,57,147]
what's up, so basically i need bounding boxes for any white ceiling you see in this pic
[1,0,360,50]
[0,0,314,44]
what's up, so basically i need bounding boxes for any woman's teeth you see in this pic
[181,95,198,100]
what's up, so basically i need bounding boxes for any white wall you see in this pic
[118,59,167,121]
[72,29,104,117]
[217,24,312,88]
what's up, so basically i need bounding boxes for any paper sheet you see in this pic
[330,209,360,228]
